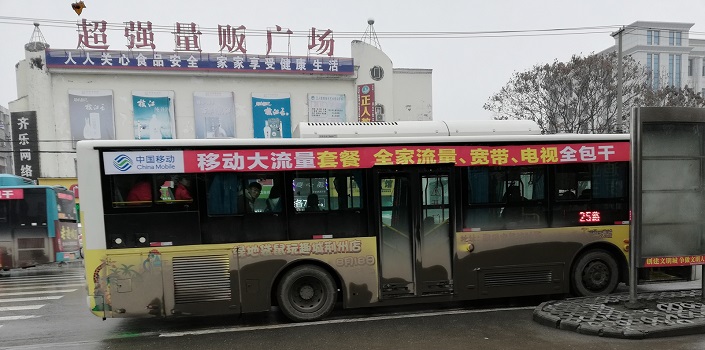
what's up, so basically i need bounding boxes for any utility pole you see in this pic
[612,26,625,133]
[612,25,641,308]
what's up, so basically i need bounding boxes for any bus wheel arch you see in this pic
[272,261,342,322]
[570,246,623,297]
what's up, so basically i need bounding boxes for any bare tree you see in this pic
[484,52,648,134]
[642,84,705,107]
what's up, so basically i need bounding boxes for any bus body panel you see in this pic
[85,237,380,318]
[455,225,629,299]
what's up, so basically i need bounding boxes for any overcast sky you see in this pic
[1,0,704,121]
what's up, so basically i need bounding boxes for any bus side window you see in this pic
[241,175,280,214]
[330,172,363,210]
[111,175,153,207]
[155,174,195,206]
[552,164,592,227]
[464,166,546,230]
[207,173,239,215]
[293,175,329,212]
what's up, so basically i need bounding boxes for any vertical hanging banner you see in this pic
[10,111,40,181]
[193,92,236,139]
[68,90,116,141]
[132,91,176,140]
[308,94,346,122]
[357,84,375,123]
[252,93,292,138]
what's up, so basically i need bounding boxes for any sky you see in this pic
[1,0,704,121]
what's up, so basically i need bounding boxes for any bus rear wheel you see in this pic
[571,249,619,297]
[277,265,337,322]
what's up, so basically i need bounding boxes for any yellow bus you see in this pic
[78,121,636,322]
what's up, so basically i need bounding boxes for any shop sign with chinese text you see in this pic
[10,112,40,182]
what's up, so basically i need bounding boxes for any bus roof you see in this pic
[0,174,35,187]
[292,120,542,138]
[77,122,629,151]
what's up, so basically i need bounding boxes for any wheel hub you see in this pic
[584,261,609,290]
[299,285,315,300]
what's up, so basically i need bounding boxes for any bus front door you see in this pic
[375,166,454,298]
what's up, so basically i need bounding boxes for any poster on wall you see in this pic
[132,91,176,140]
[308,94,346,122]
[10,111,40,182]
[193,92,236,139]
[67,90,116,141]
[251,93,292,138]
[357,84,375,123]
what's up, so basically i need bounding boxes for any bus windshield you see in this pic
[55,187,77,221]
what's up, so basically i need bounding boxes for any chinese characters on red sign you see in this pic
[357,84,375,123]
[644,255,705,267]
[182,142,630,173]
[0,189,24,200]
[76,19,334,56]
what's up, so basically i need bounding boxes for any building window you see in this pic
[669,54,682,87]
[647,53,660,90]
[647,30,660,45]
[689,58,693,76]
[669,31,682,46]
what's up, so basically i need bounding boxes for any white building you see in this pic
[0,106,12,174]
[8,25,433,184]
[602,21,705,93]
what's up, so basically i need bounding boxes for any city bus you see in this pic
[0,174,80,270]
[78,120,634,322]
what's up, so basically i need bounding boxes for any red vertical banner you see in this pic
[357,84,375,123]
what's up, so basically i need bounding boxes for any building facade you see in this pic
[0,106,12,174]
[602,21,705,93]
[9,33,433,184]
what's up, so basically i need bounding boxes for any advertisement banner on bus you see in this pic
[101,142,629,175]
[182,142,629,173]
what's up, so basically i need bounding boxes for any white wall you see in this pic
[393,69,433,121]
[50,72,357,140]
[13,40,434,178]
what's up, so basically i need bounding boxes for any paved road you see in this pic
[0,267,85,327]
[1,265,704,349]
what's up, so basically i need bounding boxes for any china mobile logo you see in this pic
[113,154,133,171]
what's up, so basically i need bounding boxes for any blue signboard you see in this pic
[45,49,354,75]
[252,93,292,139]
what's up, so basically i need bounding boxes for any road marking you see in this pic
[0,305,44,311]
[0,283,85,291]
[1,272,84,278]
[0,296,63,303]
[0,279,86,286]
[0,289,77,297]
[0,315,39,321]
[159,306,536,338]
[0,276,84,284]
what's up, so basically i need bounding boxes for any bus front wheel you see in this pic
[277,265,337,322]
[571,249,619,297]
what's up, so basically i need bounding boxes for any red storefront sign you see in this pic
[357,84,375,122]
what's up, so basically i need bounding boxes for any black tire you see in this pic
[571,249,619,297]
[277,265,337,322]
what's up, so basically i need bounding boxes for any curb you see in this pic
[533,289,705,339]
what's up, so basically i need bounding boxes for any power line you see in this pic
[0,16,621,39]
[4,16,705,43]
